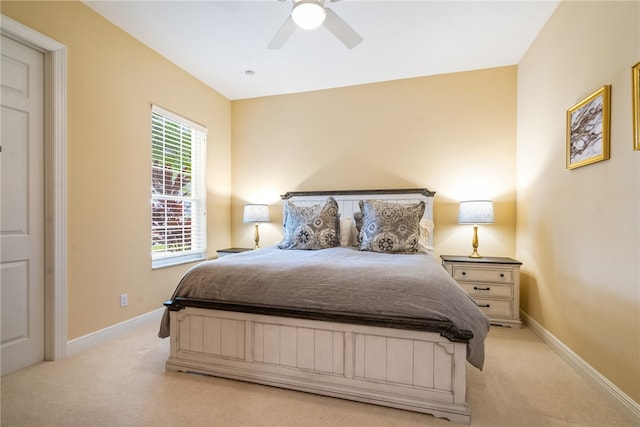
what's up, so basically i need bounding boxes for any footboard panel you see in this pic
[166,307,470,424]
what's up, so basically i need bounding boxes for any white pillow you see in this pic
[339,217,353,246]
[418,219,434,252]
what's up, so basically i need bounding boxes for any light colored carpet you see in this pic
[1,321,634,427]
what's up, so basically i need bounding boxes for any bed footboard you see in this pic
[166,307,471,424]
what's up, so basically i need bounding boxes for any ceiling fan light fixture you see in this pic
[291,1,326,30]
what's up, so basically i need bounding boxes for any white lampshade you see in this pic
[458,200,494,224]
[291,0,326,30]
[243,204,270,223]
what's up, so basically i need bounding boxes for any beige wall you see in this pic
[2,2,232,340]
[231,66,519,259]
[517,1,639,401]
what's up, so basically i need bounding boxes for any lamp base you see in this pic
[253,223,260,249]
[469,225,482,258]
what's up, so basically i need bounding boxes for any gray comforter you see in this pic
[159,246,490,369]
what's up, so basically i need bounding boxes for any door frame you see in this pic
[1,15,68,361]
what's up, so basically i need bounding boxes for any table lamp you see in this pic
[243,204,270,249]
[458,200,494,258]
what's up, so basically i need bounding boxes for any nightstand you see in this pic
[217,247,252,257]
[440,255,522,328]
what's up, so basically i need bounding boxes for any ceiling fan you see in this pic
[268,0,363,50]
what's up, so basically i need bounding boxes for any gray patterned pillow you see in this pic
[358,200,425,253]
[278,197,339,250]
[352,211,363,246]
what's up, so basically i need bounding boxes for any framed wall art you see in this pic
[566,85,611,169]
[633,62,640,150]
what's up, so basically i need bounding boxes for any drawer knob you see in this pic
[500,273,505,277]
[461,271,466,275]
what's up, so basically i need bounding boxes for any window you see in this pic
[151,105,207,268]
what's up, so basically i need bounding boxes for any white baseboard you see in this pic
[521,310,640,423]
[66,308,165,356]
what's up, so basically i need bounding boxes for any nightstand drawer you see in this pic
[473,298,513,318]
[451,267,513,284]
[459,283,513,299]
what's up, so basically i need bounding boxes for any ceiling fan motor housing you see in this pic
[268,0,362,50]
[291,0,327,30]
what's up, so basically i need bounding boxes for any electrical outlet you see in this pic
[120,293,128,307]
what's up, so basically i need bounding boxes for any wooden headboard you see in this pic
[280,188,436,247]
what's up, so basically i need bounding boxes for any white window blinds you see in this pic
[151,105,207,268]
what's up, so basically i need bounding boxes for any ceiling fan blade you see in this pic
[267,15,297,49]
[323,7,363,49]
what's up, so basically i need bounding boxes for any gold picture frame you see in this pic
[566,85,611,169]
[633,62,640,150]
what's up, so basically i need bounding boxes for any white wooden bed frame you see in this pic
[165,189,473,424]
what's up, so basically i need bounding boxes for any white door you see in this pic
[1,34,45,375]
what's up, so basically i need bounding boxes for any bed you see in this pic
[159,188,490,424]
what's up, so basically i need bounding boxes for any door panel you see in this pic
[1,34,45,375]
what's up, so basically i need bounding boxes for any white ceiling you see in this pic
[83,0,559,100]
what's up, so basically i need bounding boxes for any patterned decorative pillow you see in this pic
[352,211,363,246]
[278,197,339,250]
[358,199,425,253]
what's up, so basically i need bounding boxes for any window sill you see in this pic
[152,253,206,270]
